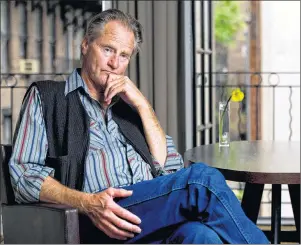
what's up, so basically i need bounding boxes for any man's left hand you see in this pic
[104,74,147,108]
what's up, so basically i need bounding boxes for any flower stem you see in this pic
[221,95,232,122]
[219,95,232,143]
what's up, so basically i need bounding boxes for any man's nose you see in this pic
[108,55,119,69]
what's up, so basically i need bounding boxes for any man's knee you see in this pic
[190,163,226,183]
[167,221,223,244]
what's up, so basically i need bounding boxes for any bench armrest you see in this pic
[2,203,79,244]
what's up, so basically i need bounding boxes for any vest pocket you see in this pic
[45,155,69,186]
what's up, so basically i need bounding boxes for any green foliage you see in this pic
[214,1,246,45]
[233,189,244,201]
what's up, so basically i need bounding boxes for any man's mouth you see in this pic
[102,70,116,75]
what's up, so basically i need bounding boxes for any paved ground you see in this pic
[259,225,298,244]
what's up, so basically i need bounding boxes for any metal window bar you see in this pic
[193,0,214,147]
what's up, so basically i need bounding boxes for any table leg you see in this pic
[271,184,281,244]
[241,183,264,224]
[288,184,300,235]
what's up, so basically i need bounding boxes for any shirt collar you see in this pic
[64,68,90,96]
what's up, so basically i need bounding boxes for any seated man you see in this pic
[9,9,269,244]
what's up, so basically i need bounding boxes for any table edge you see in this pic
[214,167,300,184]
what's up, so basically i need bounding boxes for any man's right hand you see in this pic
[81,187,142,240]
[40,177,141,241]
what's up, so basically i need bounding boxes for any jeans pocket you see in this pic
[45,155,69,185]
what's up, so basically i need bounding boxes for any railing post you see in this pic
[288,86,293,141]
[268,72,280,141]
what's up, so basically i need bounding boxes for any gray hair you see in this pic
[84,9,143,55]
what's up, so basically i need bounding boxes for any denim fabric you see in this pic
[164,222,223,244]
[82,163,269,244]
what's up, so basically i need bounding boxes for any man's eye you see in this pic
[120,54,129,60]
[104,47,112,53]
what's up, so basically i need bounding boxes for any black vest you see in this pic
[17,80,157,191]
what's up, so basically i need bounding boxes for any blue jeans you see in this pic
[80,163,269,244]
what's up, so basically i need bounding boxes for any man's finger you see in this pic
[107,80,125,96]
[99,73,111,94]
[109,211,142,234]
[97,222,127,240]
[104,77,122,98]
[105,84,124,101]
[109,188,133,198]
[100,217,135,239]
[110,201,142,225]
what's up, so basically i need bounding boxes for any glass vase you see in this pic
[219,101,230,147]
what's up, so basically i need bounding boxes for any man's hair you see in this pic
[84,9,143,55]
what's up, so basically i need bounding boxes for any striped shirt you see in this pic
[9,69,184,203]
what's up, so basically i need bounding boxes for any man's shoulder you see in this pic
[28,80,66,98]
[24,80,67,108]
[22,80,66,104]
[31,80,65,91]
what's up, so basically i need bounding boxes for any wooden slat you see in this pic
[249,1,262,140]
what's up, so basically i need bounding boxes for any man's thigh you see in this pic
[115,163,219,243]
[116,162,210,208]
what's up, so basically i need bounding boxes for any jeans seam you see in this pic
[189,180,251,244]
[121,184,187,208]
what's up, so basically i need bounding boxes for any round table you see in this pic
[184,141,300,244]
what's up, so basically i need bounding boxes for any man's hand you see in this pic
[82,187,142,240]
[104,74,147,109]
[40,177,141,241]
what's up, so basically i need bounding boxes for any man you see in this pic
[9,9,269,244]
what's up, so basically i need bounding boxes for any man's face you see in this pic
[81,21,135,92]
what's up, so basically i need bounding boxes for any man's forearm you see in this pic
[136,101,167,166]
[40,176,91,212]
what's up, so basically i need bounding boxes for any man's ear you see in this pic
[81,37,89,56]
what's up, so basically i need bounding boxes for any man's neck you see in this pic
[80,68,109,109]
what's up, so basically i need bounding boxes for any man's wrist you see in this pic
[135,98,152,112]
[60,185,93,213]
[75,192,94,213]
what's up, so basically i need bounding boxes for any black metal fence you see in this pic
[194,71,300,144]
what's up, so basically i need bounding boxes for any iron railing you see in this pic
[194,71,300,143]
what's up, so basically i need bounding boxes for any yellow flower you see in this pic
[231,88,244,102]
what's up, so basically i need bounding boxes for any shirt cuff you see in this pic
[152,148,184,176]
[15,166,54,203]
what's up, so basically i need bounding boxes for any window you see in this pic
[193,1,214,146]
[34,5,43,62]
[73,10,84,62]
[49,11,56,72]
[2,108,12,144]
[65,9,74,72]
[19,2,27,58]
[0,0,9,73]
